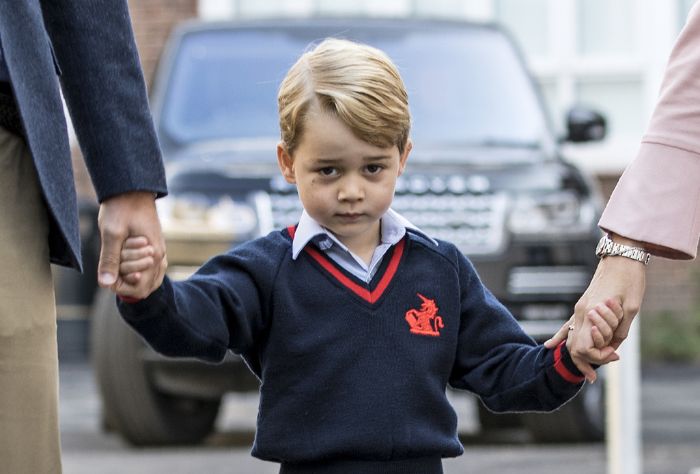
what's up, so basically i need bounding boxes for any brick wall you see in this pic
[126,0,198,86]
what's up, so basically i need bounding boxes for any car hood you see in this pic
[164,142,583,196]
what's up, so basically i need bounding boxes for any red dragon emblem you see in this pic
[405,293,444,337]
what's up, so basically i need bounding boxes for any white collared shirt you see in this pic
[291,208,436,283]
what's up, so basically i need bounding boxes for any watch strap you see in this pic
[596,234,651,265]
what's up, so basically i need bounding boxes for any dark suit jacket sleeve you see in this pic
[39,0,167,202]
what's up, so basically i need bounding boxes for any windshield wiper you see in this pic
[427,138,541,150]
[472,138,541,149]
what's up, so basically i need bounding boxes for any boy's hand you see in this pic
[562,298,623,383]
[585,298,623,348]
[116,236,167,299]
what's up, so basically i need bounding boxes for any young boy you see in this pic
[117,38,621,474]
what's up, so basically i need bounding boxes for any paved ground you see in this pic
[58,362,700,474]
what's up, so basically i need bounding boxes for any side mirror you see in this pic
[564,106,607,143]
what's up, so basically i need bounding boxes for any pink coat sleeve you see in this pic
[599,4,700,260]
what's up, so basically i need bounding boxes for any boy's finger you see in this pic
[119,257,155,275]
[586,309,613,342]
[597,346,620,363]
[115,277,146,298]
[123,236,150,249]
[121,246,155,261]
[595,302,621,330]
[584,339,620,364]
[122,272,142,285]
[604,297,624,321]
[591,325,606,348]
[116,285,139,299]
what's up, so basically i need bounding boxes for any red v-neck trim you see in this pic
[287,225,405,304]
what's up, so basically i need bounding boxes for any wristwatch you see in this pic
[595,233,651,265]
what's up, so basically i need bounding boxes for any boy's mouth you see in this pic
[336,212,363,221]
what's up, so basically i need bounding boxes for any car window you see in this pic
[161,32,294,147]
[160,25,549,160]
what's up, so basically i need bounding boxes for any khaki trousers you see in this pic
[0,127,62,473]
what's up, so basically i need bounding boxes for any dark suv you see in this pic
[89,18,607,446]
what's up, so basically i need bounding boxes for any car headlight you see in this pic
[508,191,594,236]
[157,193,258,241]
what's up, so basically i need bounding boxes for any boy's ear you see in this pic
[276,142,296,184]
[398,139,412,176]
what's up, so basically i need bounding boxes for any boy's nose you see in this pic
[337,177,364,202]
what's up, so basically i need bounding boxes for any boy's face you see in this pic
[277,106,411,253]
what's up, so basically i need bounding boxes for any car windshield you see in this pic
[159,24,549,160]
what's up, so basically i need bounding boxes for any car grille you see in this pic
[508,266,591,295]
[264,174,508,256]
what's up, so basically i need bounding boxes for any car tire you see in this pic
[90,289,221,446]
[520,370,606,443]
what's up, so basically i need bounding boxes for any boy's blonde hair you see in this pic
[278,38,410,155]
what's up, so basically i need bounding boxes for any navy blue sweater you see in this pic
[118,227,585,473]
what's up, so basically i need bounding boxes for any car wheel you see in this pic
[90,289,221,446]
[520,370,605,443]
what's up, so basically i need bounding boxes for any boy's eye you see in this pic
[366,164,383,174]
[318,167,337,176]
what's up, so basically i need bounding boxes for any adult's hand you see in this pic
[545,247,646,379]
[97,191,166,299]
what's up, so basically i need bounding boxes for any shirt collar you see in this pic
[291,210,334,260]
[291,208,437,260]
